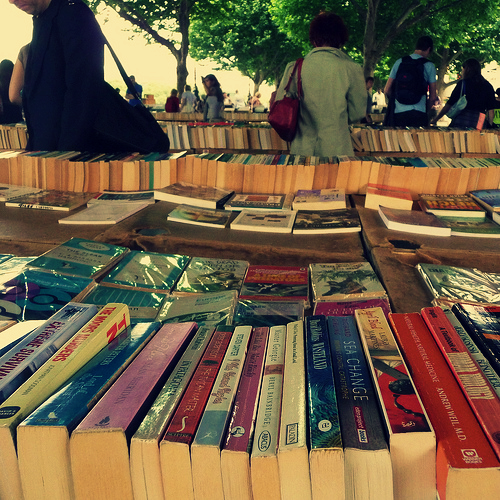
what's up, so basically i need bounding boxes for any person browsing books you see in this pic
[202,74,224,122]
[275,12,366,157]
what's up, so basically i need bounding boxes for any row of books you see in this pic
[2,150,500,197]
[153,110,271,122]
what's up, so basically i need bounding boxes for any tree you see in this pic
[189,0,303,94]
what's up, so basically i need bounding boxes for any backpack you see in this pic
[394,56,429,105]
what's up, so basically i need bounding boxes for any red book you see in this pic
[159,326,233,499]
[390,312,500,500]
[421,306,500,462]
[69,321,198,500]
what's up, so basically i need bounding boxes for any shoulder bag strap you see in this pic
[284,58,304,97]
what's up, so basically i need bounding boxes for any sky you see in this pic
[0,3,274,103]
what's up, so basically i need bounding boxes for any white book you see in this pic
[58,201,150,224]
[231,210,296,233]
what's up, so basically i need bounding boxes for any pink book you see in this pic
[69,321,198,499]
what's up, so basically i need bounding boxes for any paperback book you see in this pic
[224,193,289,211]
[292,208,361,234]
[0,183,41,201]
[88,190,156,204]
[6,190,95,211]
[313,297,392,317]
[419,193,486,218]
[469,188,500,212]
[154,182,234,208]
[292,188,346,211]
[167,204,232,228]
[230,209,296,233]
[436,215,500,237]
[233,299,306,327]
[364,183,413,211]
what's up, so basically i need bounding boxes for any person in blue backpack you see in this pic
[384,36,437,127]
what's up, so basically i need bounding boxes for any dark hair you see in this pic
[204,75,224,102]
[0,59,14,93]
[185,85,191,91]
[309,12,348,49]
[366,76,374,83]
[462,58,482,80]
[415,36,433,52]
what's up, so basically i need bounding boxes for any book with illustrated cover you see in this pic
[28,238,129,280]
[0,183,41,201]
[292,208,361,234]
[436,215,500,237]
[5,190,96,211]
[378,205,451,236]
[174,256,249,294]
[292,188,346,211]
[469,189,500,212]
[239,265,309,304]
[233,299,306,327]
[154,182,234,208]
[224,193,289,211]
[167,204,232,228]
[364,184,413,211]
[0,256,35,283]
[313,297,392,317]
[230,209,296,233]
[419,193,486,218]
[309,261,387,303]
[100,250,189,293]
[88,190,156,204]
[0,320,44,358]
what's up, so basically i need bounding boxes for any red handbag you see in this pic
[268,58,304,142]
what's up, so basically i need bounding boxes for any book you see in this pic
[0,269,95,321]
[0,303,130,500]
[309,261,387,303]
[469,188,500,212]
[224,193,289,211]
[0,320,45,357]
[88,190,156,204]
[70,321,197,500]
[5,189,95,211]
[0,302,97,404]
[130,325,215,500]
[419,194,486,218]
[167,204,232,228]
[58,200,151,224]
[159,326,233,500]
[437,215,500,237]
[304,315,344,500]
[233,300,306,328]
[28,237,129,280]
[220,327,269,500]
[378,205,452,236]
[174,256,249,294]
[155,290,238,326]
[250,324,287,500]
[239,265,309,304]
[17,321,159,500]
[328,315,393,500]
[364,183,413,211]
[292,188,346,211]
[191,325,253,500]
[277,321,312,500]
[99,250,189,293]
[416,263,500,305]
[154,182,234,208]
[390,312,500,500]
[292,208,361,234]
[0,183,41,201]
[313,297,392,317]
[230,209,297,233]
[355,307,435,500]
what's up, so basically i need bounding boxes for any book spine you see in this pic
[421,306,500,461]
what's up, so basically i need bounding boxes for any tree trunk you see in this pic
[176,0,191,94]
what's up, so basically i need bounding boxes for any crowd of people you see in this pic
[3,0,500,156]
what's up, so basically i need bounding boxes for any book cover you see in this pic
[419,194,486,218]
[58,200,150,225]
[130,325,215,500]
[437,215,500,237]
[309,261,387,303]
[230,209,297,233]
[88,190,155,204]
[28,237,129,280]
[250,324,286,500]
[0,320,45,358]
[221,327,269,500]
[160,327,233,500]
[313,297,392,317]
[239,265,309,304]
[304,315,344,500]
[156,290,238,326]
[191,325,253,500]
[390,312,500,500]
[100,250,189,293]
[292,208,361,234]
[70,321,198,500]
[0,183,41,201]
[167,204,232,228]
[0,269,94,321]
[174,256,249,294]
[5,190,95,211]
[328,315,393,500]
[292,188,346,211]
[378,205,452,237]
[0,302,97,404]
[224,193,287,211]
[0,303,130,500]
[233,299,306,328]
[277,321,312,500]
[364,183,413,211]
[17,321,159,500]
[470,188,500,212]
[154,182,234,208]
[355,307,435,500]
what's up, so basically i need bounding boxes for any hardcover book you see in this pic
[419,193,486,218]
[224,193,289,211]
[355,307,435,500]
[292,188,346,211]
[292,208,361,234]
[17,321,159,500]
[390,312,500,500]
[328,315,393,500]
[221,327,269,500]
[469,188,500,212]
[230,209,297,233]
[154,182,234,208]
[174,256,249,294]
[5,189,95,211]
[167,204,232,228]
[233,300,306,328]
[70,321,197,500]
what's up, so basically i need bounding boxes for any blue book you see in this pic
[17,322,160,500]
[327,316,393,500]
[305,315,344,499]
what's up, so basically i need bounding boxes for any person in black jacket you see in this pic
[9,0,104,151]
[0,59,23,124]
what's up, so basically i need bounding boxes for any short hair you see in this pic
[415,36,433,52]
[185,85,191,91]
[462,58,482,80]
[366,76,374,83]
[309,12,349,49]
[171,89,178,95]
